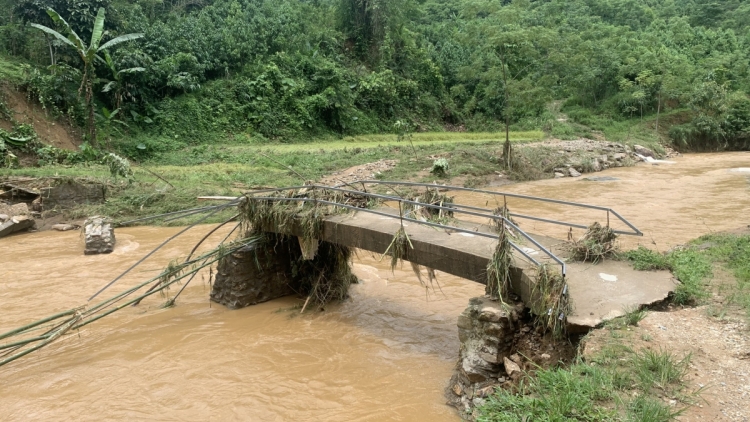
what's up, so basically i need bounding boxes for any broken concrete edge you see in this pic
[566,281,678,333]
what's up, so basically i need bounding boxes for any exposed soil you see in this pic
[582,280,750,421]
[1,85,80,150]
[318,159,397,185]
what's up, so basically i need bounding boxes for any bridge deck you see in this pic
[271,207,675,331]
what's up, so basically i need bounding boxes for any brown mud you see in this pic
[1,85,80,151]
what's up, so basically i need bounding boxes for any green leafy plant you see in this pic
[30,7,143,143]
[430,157,449,176]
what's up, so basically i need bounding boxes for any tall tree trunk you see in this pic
[655,90,662,140]
[499,46,512,170]
[87,79,96,145]
[46,36,55,66]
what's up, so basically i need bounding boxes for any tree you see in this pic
[30,7,142,143]
[100,50,144,111]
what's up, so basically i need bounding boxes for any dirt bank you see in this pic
[1,84,80,150]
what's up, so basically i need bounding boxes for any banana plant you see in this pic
[30,8,143,145]
[101,50,144,111]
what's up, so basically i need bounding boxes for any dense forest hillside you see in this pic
[1,0,749,154]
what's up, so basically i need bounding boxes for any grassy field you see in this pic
[2,136,526,224]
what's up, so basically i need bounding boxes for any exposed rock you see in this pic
[0,215,35,238]
[448,297,519,413]
[52,223,80,231]
[452,383,463,396]
[541,353,551,360]
[591,158,602,172]
[554,172,565,178]
[613,153,627,161]
[503,357,521,377]
[476,385,495,398]
[633,144,655,158]
[568,168,581,177]
[83,216,115,255]
[0,213,7,222]
[0,202,29,218]
[0,183,40,203]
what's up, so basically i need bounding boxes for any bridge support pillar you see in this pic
[210,233,356,309]
[210,236,297,309]
[447,296,524,416]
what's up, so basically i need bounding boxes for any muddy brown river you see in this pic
[1,152,748,421]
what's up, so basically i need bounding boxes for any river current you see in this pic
[1,152,747,421]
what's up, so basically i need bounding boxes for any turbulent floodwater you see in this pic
[1,152,748,421]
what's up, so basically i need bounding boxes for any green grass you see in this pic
[625,233,750,314]
[476,346,690,422]
[337,130,544,145]
[0,140,515,224]
[0,55,26,84]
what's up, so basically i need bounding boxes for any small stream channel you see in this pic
[0,152,747,421]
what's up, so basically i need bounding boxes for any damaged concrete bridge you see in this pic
[208,181,676,332]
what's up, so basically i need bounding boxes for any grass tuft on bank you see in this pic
[624,233,750,315]
[476,346,691,422]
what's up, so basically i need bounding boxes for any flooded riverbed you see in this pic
[1,152,748,421]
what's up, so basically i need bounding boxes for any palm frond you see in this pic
[90,8,106,50]
[29,23,76,50]
[99,33,144,52]
[45,8,85,51]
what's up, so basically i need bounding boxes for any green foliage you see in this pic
[28,6,143,142]
[430,157,449,177]
[2,0,750,147]
[624,247,672,271]
[626,233,750,310]
[668,249,713,305]
[476,346,691,422]
[103,151,132,179]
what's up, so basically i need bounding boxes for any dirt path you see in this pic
[583,304,750,421]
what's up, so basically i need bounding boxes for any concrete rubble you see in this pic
[83,216,116,255]
[0,215,35,238]
[0,202,35,239]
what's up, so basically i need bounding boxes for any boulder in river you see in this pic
[84,216,115,255]
[52,223,80,232]
[633,144,655,158]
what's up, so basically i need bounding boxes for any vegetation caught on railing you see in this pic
[567,222,620,262]
[406,187,455,224]
[530,264,571,338]
[486,219,513,303]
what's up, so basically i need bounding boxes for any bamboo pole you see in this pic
[0,309,79,341]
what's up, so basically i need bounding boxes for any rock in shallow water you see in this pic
[84,216,115,255]
[0,215,35,239]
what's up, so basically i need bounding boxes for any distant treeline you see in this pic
[1,0,748,149]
